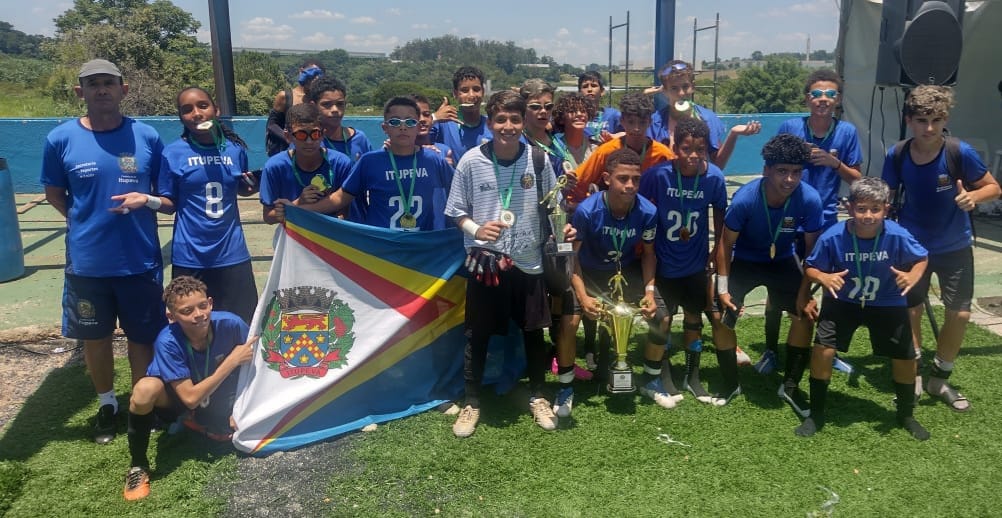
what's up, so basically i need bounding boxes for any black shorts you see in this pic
[62,269,166,344]
[725,257,803,313]
[173,260,259,324]
[465,267,551,336]
[906,246,973,311]
[656,271,709,316]
[814,299,915,359]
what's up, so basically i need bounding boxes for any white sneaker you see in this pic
[529,397,558,431]
[452,405,480,438]
[735,346,752,367]
[639,378,680,409]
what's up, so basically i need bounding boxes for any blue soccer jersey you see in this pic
[323,128,372,164]
[147,310,249,383]
[573,192,657,271]
[40,117,163,277]
[725,177,824,262]
[881,140,987,255]
[159,138,251,269]
[259,149,353,206]
[806,220,928,307]
[341,148,454,231]
[777,117,863,229]
[647,104,725,155]
[431,116,493,161]
[639,161,728,278]
[584,107,623,141]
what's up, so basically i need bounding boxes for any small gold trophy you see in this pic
[539,175,574,256]
[599,268,641,393]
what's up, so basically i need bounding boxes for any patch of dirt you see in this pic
[0,330,128,433]
[978,296,1002,317]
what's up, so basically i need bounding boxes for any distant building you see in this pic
[233,47,386,59]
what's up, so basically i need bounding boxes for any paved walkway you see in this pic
[2,176,1000,337]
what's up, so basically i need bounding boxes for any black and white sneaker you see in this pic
[93,404,117,445]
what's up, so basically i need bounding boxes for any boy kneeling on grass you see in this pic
[796,177,929,440]
[123,276,257,500]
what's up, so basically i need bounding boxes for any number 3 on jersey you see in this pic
[389,195,423,229]
[205,181,224,219]
[664,210,699,241]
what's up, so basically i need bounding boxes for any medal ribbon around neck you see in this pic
[323,127,356,163]
[760,180,792,259]
[602,191,633,272]
[184,325,214,384]
[191,119,226,153]
[491,150,520,215]
[388,149,419,221]
[675,164,701,240]
[850,223,882,308]
[291,149,333,190]
[803,116,836,146]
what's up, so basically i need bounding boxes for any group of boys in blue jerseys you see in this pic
[41,57,1000,500]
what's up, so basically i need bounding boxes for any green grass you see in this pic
[0,85,75,118]
[1,311,1000,516]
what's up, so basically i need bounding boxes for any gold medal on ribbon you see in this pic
[562,161,574,175]
[680,227,691,242]
[769,243,776,259]
[310,174,328,191]
[500,209,517,227]
[200,396,211,408]
[400,213,417,229]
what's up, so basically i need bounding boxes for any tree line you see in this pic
[1,0,818,116]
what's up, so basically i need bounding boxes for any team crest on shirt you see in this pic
[521,173,535,189]
[118,154,138,174]
[260,286,355,379]
[782,217,796,229]
[936,174,952,192]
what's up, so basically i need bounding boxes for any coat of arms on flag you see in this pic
[261,287,355,379]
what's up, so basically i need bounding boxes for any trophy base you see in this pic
[545,241,576,256]
[606,367,636,394]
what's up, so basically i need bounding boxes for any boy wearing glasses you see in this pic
[432,66,492,160]
[761,70,864,375]
[282,97,454,231]
[445,90,574,437]
[260,103,353,224]
[648,60,760,169]
[715,134,824,412]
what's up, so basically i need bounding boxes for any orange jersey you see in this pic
[568,137,675,205]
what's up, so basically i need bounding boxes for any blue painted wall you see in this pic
[1,114,804,193]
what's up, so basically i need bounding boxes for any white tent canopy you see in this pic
[836,0,1001,178]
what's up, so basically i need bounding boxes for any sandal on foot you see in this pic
[926,382,971,413]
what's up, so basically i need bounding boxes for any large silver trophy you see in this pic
[539,175,574,256]
[599,269,641,393]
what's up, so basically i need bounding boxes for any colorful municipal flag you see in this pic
[232,206,481,454]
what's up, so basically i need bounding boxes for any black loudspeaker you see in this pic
[876,0,964,86]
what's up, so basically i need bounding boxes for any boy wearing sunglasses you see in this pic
[760,70,864,375]
[283,97,454,231]
[260,103,353,224]
[647,60,760,169]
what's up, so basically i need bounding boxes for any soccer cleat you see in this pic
[735,346,752,367]
[452,405,480,438]
[123,466,150,501]
[585,352,598,371]
[778,383,811,418]
[794,417,820,437]
[553,387,574,418]
[639,378,681,409]
[833,355,854,374]
[94,404,117,445]
[754,349,778,375]
[529,397,558,431]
